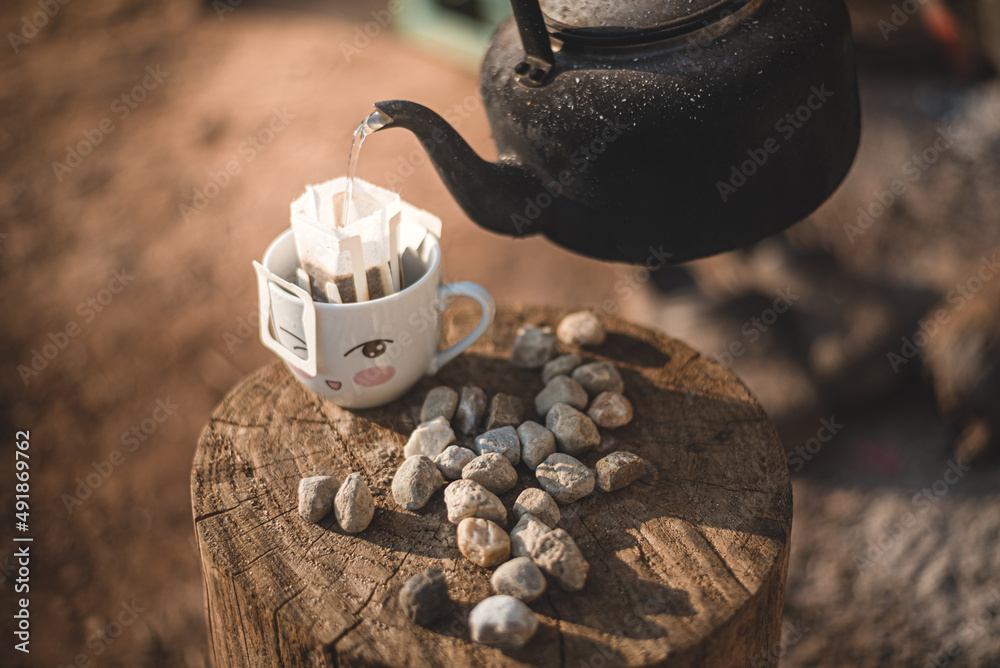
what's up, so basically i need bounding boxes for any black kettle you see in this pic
[372,0,861,265]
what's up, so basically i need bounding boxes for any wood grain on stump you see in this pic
[191,306,792,667]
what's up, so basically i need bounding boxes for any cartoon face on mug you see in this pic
[268,283,404,398]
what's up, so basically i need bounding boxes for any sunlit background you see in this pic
[1,0,999,665]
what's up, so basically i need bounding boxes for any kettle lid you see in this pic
[539,0,750,45]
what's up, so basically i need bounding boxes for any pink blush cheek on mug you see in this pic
[353,366,396,387]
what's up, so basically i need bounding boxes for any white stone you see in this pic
[334,472,375,533]
[509,513,549,559]
[535,453,595,504]
[434,445,476,480]
[517,421,556,471]
[297,475,339,523]
[557,310,606,347]
[403,416,455,459]
[469,595,539,648]
[444,479,507,526]
[535,375,588,416]
[457,517,510,567]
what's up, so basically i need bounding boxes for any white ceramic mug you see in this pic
[254,222,494,409]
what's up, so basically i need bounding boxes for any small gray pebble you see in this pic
[399,569,450,626]
[391,456,444,510]
[420,386,459,423]
[512,488,560,528]
[541,354,582,384]
[546,403,601,456]
[595,451,645,492]
[469,595,539,648]
[486,393,524,431]
[535,453,596,504]
[463,452,518,495]
[434,445,476,480]
[474,426,521,466]
[517,421,556,471]
[510,325,557,369]
[535,375,589,416]
[297,475,339,523]
[454,386,487,435]
[334,472,375,533]
[509,513,549,559]
[572,361,625,397]
[444,479,507,526]
[403,416,455,459]
[531,528,589,591]
[587,391,634,428]
[491,557,546,602]
[557,311,606,347]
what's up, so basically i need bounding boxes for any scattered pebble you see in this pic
[491,557,546,603]
[517,421,556,471]
[420,386,459,423]
[535,453,596,504]
[509,513,549,558]
[557,311,606,347]
[572,361,625,397]
[535,375,588,416]
[462,452,518,495]
[531,528,589,591]
[595,451,645,492]
[545,403,601,456]
[474,426,521,466]
[510,325,557,369]
[512,488,560,528]
[444,479,507,526]
[485,393,524,431]
[468,595,539,648]
[297,475,339,523]
[334,472,375,533]
[434,445,476,480]
[399,569,450,626]
[587,391,634,428]
[391,456,444,510]
[403,416,455,459]
[541,353,582,384]
[457,517,511,567]
[454,386,487,435]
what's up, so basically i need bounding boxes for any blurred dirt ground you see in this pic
[0,0,999,667]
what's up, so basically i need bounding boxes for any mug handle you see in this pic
[252,261,319,378]
[428,282,495,375]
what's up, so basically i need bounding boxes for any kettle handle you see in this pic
[510,0,554,86]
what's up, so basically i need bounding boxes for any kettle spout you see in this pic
[371,100,545,238]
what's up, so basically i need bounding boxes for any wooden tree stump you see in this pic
[192,305,792,667]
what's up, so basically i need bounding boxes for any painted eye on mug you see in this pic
[345,339,394,359]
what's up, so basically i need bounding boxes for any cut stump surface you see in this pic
[192,305,792,667]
